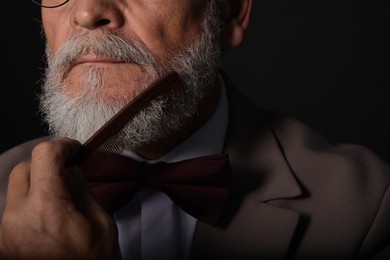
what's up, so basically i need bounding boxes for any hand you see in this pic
[0,138,121,259]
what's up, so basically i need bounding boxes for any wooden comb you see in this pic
[70,71,183,167]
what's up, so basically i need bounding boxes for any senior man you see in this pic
[0,0,389,259]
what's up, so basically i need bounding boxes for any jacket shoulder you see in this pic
[266,112,390,258]
[267,112,390,186]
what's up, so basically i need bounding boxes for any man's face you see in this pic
[42,0,212,102]
[39,0,224,149]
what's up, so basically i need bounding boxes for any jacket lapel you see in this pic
[190,74,303,259]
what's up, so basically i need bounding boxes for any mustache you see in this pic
[46,31,160,76]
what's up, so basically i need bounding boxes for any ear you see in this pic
[221,0,253,49]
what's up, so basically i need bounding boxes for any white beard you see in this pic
[39,2,222,151]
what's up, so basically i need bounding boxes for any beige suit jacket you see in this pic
[0,78,389,259]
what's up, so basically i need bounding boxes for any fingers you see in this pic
[5,162,31,207]
[29,138,81,198]
[0,138,121,259]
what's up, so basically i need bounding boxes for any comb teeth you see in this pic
[70,71,184,166]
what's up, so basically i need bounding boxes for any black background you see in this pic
[1,1,389,163]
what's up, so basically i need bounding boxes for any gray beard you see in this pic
[39,2,222,151]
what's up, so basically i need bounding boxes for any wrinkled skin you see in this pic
[0,138,121,259]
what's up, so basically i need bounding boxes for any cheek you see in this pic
[123,1,205,60]
[123,9,175,61]
[42,11,72,55]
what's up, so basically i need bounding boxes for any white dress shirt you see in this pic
[114,75,229,260]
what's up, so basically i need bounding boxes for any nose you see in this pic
[70,0,124,30]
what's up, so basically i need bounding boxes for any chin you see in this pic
[64,69,152,107]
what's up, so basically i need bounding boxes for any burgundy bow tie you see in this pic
[81,153,232,226]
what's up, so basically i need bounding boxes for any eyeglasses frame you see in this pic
[30,0,70,8]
